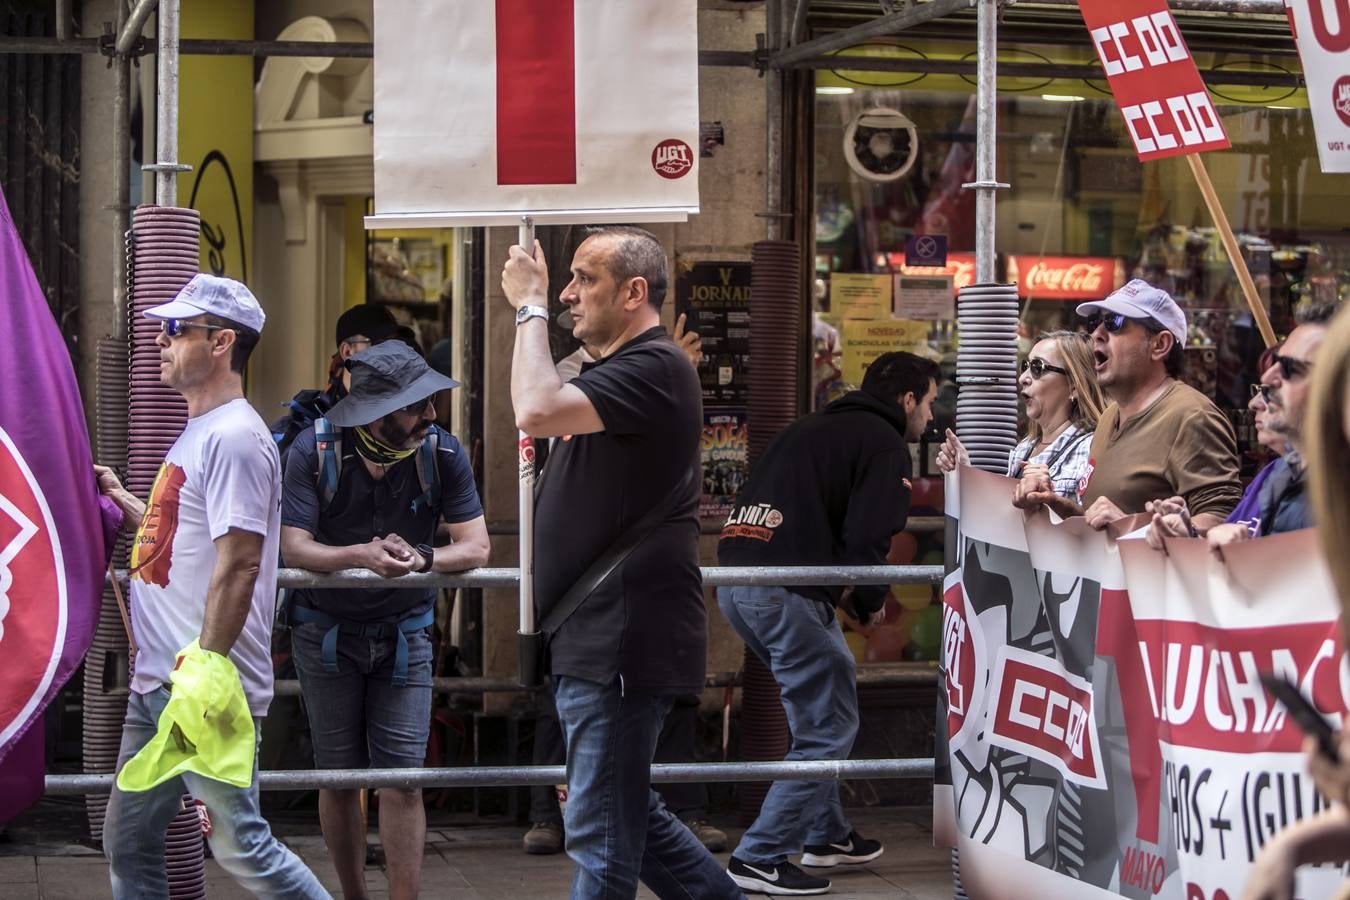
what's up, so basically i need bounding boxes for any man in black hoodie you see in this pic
[718,350,940,896]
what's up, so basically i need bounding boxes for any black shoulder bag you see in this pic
[518,468,696,687]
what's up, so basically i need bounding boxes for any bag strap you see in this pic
[538,466,696,636]
[410,427,440,515]
[1043,428,1091,472]
[314,416,342,510]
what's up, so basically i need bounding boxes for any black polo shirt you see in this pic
[281,424,484,622]
[534,326,706,694]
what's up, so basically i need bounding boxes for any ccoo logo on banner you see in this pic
[936,467,1347,900]
[1077,0,1230,162]
[368,0,699,227]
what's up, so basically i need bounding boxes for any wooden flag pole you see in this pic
[1185,152,1278,349]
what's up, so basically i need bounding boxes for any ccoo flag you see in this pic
[0,183,108,821]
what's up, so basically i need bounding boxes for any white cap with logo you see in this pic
[143,273,266,333]
[1076,279,1186,347]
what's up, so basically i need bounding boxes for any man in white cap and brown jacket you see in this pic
[1062,279,1241,531]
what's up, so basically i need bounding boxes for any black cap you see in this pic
[334,304,398,348]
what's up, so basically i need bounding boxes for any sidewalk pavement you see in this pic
[0,806,951,899]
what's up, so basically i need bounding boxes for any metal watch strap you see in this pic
[515,305,548,326]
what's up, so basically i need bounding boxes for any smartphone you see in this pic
[1260,672,1340,763]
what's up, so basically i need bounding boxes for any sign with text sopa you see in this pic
[1077,0,1230,162]
[1287,0,1350,173]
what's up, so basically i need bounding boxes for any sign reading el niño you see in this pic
[1076,0,1230,162]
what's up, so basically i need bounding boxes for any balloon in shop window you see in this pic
[892,583,932,611]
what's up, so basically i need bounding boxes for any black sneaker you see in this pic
[800,830,884,867]
[727,856,831,895]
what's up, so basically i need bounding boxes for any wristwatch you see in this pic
[416,543,435,573]
[515,305,549,326]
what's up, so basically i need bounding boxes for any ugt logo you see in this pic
[0,426,65,749]
[1335,77,1350,128]
[652,139,694,180]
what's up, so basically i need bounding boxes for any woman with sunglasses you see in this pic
[937,331,1105,508]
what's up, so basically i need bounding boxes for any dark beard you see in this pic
[375,413,430,449]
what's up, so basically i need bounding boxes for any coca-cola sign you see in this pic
[1007,255,1125,300]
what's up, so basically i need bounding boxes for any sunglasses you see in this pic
[1020,357,1068,379]
[1250,383,1272,402]
[1083,312,1129,333]
[1273,354,1312,381]
[399,396,434,415]
[161,318,226,338]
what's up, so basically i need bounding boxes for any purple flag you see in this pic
[0,183,107,822]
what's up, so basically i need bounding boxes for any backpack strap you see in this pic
[314,416,343,510]
[410,427,441,516]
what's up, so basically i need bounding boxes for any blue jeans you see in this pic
[105,687,330,900]
[719,586,858,865]
[552,675,743,900]
[290,620,433,768]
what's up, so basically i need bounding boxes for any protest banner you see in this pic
[1285,0,1350,174]
[1076,0,1275,348]
[0,185,108,822]
[367,0,699,227]
[937,466,1345,899]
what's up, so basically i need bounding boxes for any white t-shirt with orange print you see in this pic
[128,398,281,716]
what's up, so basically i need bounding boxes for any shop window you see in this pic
[812,42,1345,665]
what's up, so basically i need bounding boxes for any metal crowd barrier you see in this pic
[45,758,935,795]
[272,664,940,696]
[74,564,943,799]
[109,564,945,590]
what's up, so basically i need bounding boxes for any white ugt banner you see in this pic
[1287,0,1350,173]
[368,0,700,228]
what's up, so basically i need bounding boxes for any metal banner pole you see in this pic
[516,217,541,686]
[967,0,1007,284]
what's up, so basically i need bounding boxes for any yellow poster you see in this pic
[840,319,930,385]
[830,273,892,320]
[176,0,254,283]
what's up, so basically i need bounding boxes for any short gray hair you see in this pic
[584,225,668,311]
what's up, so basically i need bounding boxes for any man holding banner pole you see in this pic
[503,227,740,899]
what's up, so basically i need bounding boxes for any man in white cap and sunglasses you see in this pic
[279,339,489,900]
[93,274,331,899]
[1069,279,1241,532]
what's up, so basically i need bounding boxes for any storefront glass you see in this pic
[812,40,1342,663]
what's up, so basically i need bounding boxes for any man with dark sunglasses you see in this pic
[278,341,489,900]
[94,274,330,898]
[1151,303,1337,553]
[1069,279,1241,532]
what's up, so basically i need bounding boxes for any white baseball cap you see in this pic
[1076,279,1186,347]
[143,273,266,334]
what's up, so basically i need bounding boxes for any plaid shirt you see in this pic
[1005,424,1094,499]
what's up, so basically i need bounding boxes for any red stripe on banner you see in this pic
[495,0,576,185]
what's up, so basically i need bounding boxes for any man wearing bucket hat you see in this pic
[94,273,330,899]
[279,340,489,900]
[1070,279,1241,531]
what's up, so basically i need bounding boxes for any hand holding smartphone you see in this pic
[1259,672,1341,763]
